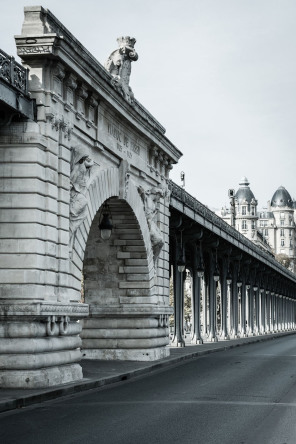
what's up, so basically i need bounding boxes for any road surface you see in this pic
[1,335,296,443]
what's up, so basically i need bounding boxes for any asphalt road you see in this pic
[2,336,296,444]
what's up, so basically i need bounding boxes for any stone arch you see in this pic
[69,167,168,361]
[69,167,154,301]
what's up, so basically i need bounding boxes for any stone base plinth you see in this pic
[0,302,89,388]
[0,364,83,388]
[82,346,170,361]
[81,311,171,362]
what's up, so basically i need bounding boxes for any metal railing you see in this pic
[0,48,28,95]
[169,180,296,282]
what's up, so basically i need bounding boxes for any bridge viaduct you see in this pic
[0,6,295,389]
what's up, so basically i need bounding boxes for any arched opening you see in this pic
[80,196,169,360]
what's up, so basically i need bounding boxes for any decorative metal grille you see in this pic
[0,48,28,95]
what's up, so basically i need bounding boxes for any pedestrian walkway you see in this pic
[1,331,295,413]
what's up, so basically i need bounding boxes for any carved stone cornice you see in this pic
[53,62,66,80]
[15,6,183,163]
[65,73,78,90]
[76,85,88,101]
[0,302,89,319]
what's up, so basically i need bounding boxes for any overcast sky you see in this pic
[1,0,295,209]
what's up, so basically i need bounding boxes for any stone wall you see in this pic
[0,6,182,387]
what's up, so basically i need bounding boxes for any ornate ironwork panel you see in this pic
[0,48,28,95]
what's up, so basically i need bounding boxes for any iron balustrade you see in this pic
[0,48,29,95]
[169,180,296,283]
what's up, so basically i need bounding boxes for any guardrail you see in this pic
[0,48,28,95]
[169,180,296,282]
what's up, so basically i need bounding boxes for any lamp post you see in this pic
[228,188,236,229]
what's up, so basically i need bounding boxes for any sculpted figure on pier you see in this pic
[105,36,138,104]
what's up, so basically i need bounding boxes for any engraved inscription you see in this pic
[108,122,140,158]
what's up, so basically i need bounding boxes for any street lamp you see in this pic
[197,241,204,278]
[99,203,113,240]
[177,229,185,273]
[213,248,220,282]
[177,255,186,273]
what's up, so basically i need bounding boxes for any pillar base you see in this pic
[81,311,172,359]
[191,338,203,345]
[0,364,83,389]
[0,302,88,388]
[82,346,170,361]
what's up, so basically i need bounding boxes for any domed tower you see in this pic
[269,186,295,263]
[234,177,258,240]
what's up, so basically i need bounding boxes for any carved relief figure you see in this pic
[105,36,138,104]
[138,186,165,262]
[69,146,96,252]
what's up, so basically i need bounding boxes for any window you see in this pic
[242,206,247,215]
[242,220,247,230]
[264,229,268,237]
[290,240,293,247]
[280,220,284,226]
[280,212,285,219]
[260,220,264,227]
[281,239,285,247]
[251,206,255,216]
[251,221,256,230]
[264,220,268,227]
[280,229,285,237]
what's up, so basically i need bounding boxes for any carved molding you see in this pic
[46,113,73,140]
[18,45,51,55]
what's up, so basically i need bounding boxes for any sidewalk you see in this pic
[1,331,295,413]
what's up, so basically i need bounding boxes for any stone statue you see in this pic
[105,36,138,104]
[138,186,165,262]
[69,146,96,252]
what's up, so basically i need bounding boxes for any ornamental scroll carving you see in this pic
[69,146,98,253]
[105,36,138,104]
[138,186,165,263]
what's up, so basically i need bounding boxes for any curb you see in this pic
[1,331,295,414]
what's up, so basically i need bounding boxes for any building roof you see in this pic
[235,177,256,204]
[270,186,293,208]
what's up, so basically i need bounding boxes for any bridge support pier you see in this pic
[0,303,88,388]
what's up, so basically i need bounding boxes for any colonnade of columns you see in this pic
[170,241,296,346]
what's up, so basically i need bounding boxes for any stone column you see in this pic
[266,291,270,333]
[227,279,232,338]
[172,247,185,347]
[247,285,254,336]
[202,269,210,341]
[231,266,239,338]
[191,245,203,344]
[220,259,229,340]
[270,292,275,332]
[208,251,218,342]
[278,295,283,331]
[260,289,266,334]
[240,282,246,337]
[254,286,259,335]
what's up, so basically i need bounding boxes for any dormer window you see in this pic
[242,206,247,215]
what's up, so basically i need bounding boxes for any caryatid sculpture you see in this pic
[105,36,138,104]
[138,186,165,263]
[69,146,97,252]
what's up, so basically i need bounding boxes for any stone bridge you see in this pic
[0,6,295,389]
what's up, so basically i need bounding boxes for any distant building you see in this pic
[216,177,296,271]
